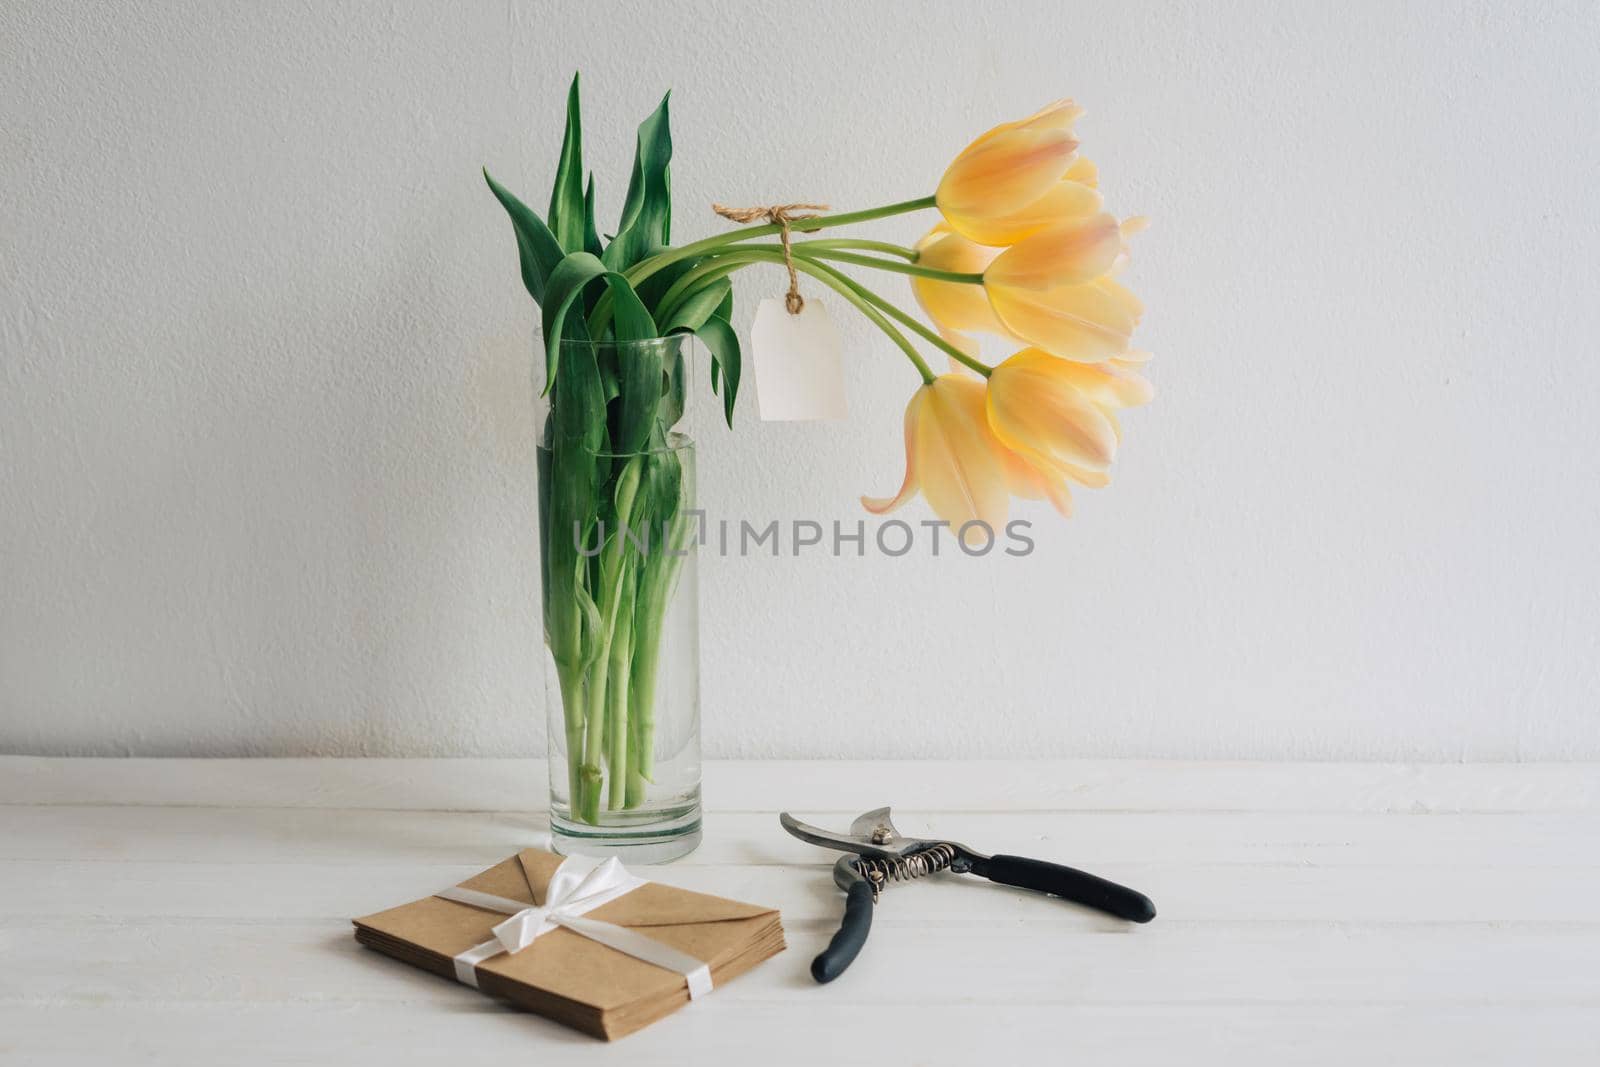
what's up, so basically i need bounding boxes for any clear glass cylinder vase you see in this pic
[535,335,701,862]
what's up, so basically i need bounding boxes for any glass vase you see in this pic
[536,336,701,862]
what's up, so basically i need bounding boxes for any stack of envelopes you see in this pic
[353,847,785,1040]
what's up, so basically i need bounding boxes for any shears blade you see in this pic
[780,807,918,858]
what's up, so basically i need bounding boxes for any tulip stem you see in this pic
[792,248,985,285]
[655,242,989,376]
[630,195,937,285]
[652,252,761,322]
[684,247,935,382]
[793,238,918,261]
[645,244,949,384]
[797,257,994,378]
[612,195,937,304]
[788,259,936,383]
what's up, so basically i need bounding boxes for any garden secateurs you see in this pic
[779,806,1157,982]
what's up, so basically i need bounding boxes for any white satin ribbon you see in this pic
[434,856,713,1000]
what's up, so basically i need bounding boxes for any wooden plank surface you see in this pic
[2,757,1597,1065]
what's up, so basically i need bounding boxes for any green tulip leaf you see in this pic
[708,286,734,394]
[602,93,672,271]
[541,252,658,393]
[548,73,587,253]
[483,168,565,305]
[634,243,696,311]
[695,313,741,427]
[658,344,687,431]
[613,337,665,455]
[542,331,605,673]
[582,174,603,258]
[635,428,683,533]
[661,278,732,335]
[550,318,605,449]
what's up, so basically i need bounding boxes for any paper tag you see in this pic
[750,298,847,421]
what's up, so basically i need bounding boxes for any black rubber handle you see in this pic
[810,880,874,983]
[982,854,1156,923]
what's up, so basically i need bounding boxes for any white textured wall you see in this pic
[4,1,1598,759]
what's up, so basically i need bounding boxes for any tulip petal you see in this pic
[1045,357,1155,408]
[915,377,1009,539]
[987,278,1140,363]
[986,214,1124,290]
[911,230,1008,337]
[1064,156,1098,188]
[1060,463,1110,489]
[953,179,1106,247]
[1096,277,1145,321]
[994,439,1075,518]
[937,129,1079,240]
[993,98,1085,138]
[861,388,925,515]
[1041,475,1075,516]
[986,350,1119,472]
[964,100,1085,156]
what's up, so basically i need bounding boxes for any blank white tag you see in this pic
[750,298,847,421]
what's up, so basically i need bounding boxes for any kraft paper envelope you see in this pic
[353,848,785,1040]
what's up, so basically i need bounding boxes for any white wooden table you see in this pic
[3,757,1598,1065]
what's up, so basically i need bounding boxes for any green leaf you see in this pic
[602,93,672,271]
[483,168,565,305]
[696,314,741,427]
[595,340,621,403]
[551,322,605,449]
[562,312,607,417]
[541,334,606,673]
[613,337,664,455]
[658,345,687,431]
[548,73,587,252]
[572,573,605,673]
[633,243,696,312]
[600,457,645,592]
[541,252,658,393]
[581,174,603,258]
[605,279,657,343]
[660,278,732,334]
[659,278,728,430]
[634,429,683,535]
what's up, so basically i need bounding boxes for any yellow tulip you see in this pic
[915,218,1146,367]
[987,273,1144,363]
[1064,156,1098,188]
[910,226,1008,363]
[952,177,1103,247]
[972,98,1084,145]
[992,434,1078,516]
[985,349,1124,477]
[1039,350,1155,409]
[984,213,1126,290]
[862,375,1011,540]
[936,100,1083,246]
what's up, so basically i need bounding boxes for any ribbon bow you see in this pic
[488,856,643,953]
[435,856,713,999]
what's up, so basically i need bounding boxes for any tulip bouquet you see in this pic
[489,77,1150,828]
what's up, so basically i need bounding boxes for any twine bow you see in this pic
[712,201,830,314]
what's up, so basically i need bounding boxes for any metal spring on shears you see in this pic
[855,843,957,901]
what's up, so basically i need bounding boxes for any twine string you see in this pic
[712,202,830,314]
